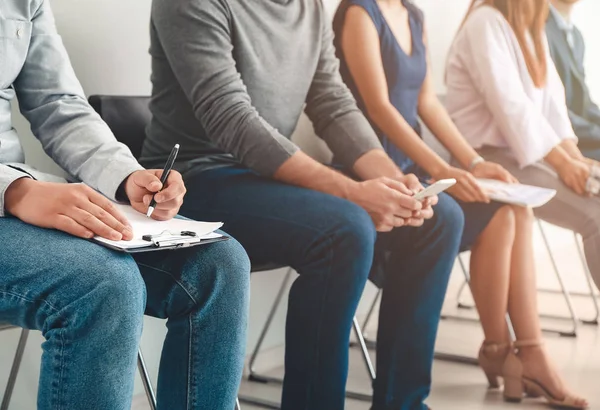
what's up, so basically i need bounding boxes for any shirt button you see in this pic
[16,28,23,38]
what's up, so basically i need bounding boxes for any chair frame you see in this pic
[238,268,376,409]
[454,222,599,336]
[0,325,159,410]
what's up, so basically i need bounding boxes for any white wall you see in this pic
[2,0,600,408]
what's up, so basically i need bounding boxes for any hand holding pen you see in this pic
[123,144,187,221]
[147,144,180,217]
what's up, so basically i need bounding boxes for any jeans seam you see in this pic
[136,263,198,305]
[187,314,193,410]
[0,289,61,314]
[55,326,67,410]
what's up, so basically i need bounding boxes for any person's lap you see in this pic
[179,165,464,409]
[0,216,249,409]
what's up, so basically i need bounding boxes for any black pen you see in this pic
[146,144,180,218]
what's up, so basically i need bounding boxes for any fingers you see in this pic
[133,170,163,193]
[464,174,489,203]
[401,174,422,192]
[78,201,133,240]
[153,171,186,204]
[69,207,124,241]
[381,178,413,195]
[54,215,94,239]
[84,187,132,228]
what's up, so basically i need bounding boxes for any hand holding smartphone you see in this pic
[413,179,457,201]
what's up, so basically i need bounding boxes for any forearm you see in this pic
[352,149,404,181]
[419,98,479,169]
[560,139,585,161]
[544,145,574,173]
[273,151,358,199]
[368,101,447,177]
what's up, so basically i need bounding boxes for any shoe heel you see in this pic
[503,376,524,403]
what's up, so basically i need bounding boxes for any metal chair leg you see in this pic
[247,268,295,381]
[361,288,382,338]
[137,348,157,410]
[235,398,242,410]
[352,317,375,382]
[537,220,578,337]
[240,267,374,406]
[1,329,29,410]
[574,233,600,325]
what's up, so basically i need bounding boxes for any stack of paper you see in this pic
[476,179,557,208]
[94,203,223,251]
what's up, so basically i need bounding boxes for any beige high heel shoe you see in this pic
[502,339,588,409]
[478,341,510,388]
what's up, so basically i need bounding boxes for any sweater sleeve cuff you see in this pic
[96,158,144,202]
[320,112,384,169]
[0,167,33,218]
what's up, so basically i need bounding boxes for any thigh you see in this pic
[133,232,250,319]
[0,217,139,330]
[455,199,505,251]
[179,166,375,270]
[480,147,600,234]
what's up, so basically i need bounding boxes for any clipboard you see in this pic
[95,231,229,254]
[92,203,227,253]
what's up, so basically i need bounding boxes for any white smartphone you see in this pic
[413,179,457,201]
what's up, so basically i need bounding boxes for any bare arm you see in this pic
[340,5,493,202]
[340,6,447,178]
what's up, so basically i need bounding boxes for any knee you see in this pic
[432,194,465,245]
[51,250,146,336]
[88,254,147,318]
[331,200,377,257]
[510,205,534,224]
[489,206,517,240]
[188,236,251,314]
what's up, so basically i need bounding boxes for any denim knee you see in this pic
[331,201,377,256]
[432,193,465,247]
[174,236,251,320]
[49,250,146,338]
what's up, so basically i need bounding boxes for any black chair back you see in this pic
[88,95,151,160]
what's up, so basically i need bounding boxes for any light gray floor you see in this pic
[237,305,600,410]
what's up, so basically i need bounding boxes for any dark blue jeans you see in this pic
[180,166,464,410]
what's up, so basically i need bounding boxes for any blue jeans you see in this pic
[0,219,250,410]
[180,166,464,410]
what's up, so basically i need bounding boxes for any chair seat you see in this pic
[251,262,287,273]
[0,323,15,331]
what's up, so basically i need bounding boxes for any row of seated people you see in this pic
[0,0,596,409]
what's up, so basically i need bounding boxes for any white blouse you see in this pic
[445,5,576,168]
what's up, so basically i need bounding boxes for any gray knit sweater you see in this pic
[142,0,383,176]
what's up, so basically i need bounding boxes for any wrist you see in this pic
[5,178,36,215]
[430,163,451,180]
[468,156,485,171]
[340,179,361,201]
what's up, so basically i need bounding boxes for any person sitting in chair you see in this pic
[0,1,250,409]
[547,0,600,161]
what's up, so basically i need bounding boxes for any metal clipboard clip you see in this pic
[142,230,200,248]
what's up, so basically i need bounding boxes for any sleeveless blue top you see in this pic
[333,0,427,172]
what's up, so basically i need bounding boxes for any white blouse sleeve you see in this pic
[463,8,563,168]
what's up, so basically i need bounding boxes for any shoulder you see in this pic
[334,0,378,30]
[404,1,424,24]
[463,5,509,32]
[1,0,44,21]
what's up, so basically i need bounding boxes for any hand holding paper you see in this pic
[476,179,557,208]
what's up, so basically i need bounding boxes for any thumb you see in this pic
[133,171,163,192]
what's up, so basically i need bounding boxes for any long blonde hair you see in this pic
[462,0,549,87]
